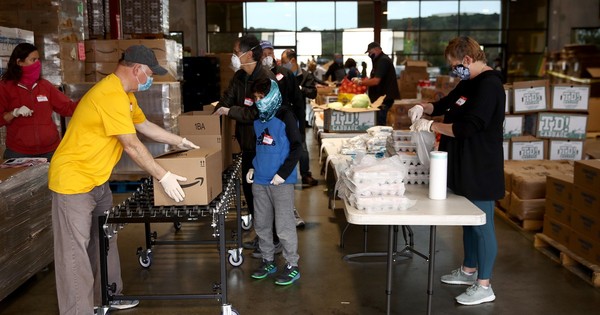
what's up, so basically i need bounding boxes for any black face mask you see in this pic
[369,53,376,59]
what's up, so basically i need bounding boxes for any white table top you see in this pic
[344,185,486,226]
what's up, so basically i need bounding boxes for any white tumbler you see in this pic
[428,151,448,200]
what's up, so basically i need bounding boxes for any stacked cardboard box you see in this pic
[84,39,181,82]
[0,0,87,85]
[121,0,169,36]
[504,80,589,161]
[543,160,600,264]
[397,60,428,99]
[500,160,574,225]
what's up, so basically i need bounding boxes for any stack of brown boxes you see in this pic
[85,39,181,82]
[397,60,428,99]
[499,160,574,230]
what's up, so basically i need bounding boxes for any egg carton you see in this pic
[393,130,412,141]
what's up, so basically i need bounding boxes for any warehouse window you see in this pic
[206,0,503,74]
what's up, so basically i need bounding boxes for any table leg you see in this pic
[426,226,436,315]
[386,225,394,315]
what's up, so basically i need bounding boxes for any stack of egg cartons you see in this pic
[340,155,416,212]
[388,130,431,185]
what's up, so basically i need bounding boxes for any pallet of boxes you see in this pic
[534,160,600,287]
[497,80,590,231]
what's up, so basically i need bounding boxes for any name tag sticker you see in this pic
[244,98,254,106]
[36,95,49,102]
[276,73,284,81]
[262,134,273,145]
[455,96,467,106]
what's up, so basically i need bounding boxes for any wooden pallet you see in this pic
[494,207,543,231]
[534,233,600,287]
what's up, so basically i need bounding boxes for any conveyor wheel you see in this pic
[227,248,243,267]
[136,247,152,268]
[240,214,252,231]
[220,304,239,315]
[174,221,182,231]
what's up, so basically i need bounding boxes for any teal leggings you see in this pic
[462,200,497,280]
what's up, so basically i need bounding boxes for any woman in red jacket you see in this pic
[1,43,78,161]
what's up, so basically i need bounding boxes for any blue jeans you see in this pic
[462,200,497,280]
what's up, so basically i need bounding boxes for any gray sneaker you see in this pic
[441,267,477,285]
[294,208,305,228]
[456,284,496,305]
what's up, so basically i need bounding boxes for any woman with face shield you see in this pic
[408,36,505,306]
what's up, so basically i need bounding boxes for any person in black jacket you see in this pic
[353,42,400,126]
[281,49,319,188]
[213,35,285,256]
[409,36,504,306]
[323,53,345,83]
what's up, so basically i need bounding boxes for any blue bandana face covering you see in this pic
[256,80,282,122]
[451,64,471,80]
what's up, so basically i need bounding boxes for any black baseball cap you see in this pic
[122,45,167,75]
[365,42,381,53]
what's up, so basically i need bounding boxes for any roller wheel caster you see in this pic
[137,247,152,268]
[240,214,252,231]
[174,221,182,231]
[227,248,243,267]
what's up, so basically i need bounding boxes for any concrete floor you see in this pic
[1,132,600,315]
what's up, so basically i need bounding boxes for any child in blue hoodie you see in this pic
[246,78,302,285]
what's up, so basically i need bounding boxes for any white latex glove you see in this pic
[408,104,424,123]
[13,106,34,117]
[213,107,230,116]
[270,174,285,186]
[410,118,434,133]
[159,171,187,202]
[246,168,254,184]
[177,137,199,150]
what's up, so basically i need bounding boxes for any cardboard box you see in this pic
[510,136,546,160]
[178,109,221,136]
[550,84,590,112]
[546,174,573,204]
[570,207,600,242]
[545,198,571,225]
[84,40,121,63]
[138,39,178,61]
[572,184,600,214]
[513,80,549,113]
[504,115,524,139]
[543,215,571,247]
[548,140,583,160]
[588,98,600,132]
[85,62,117,82]
[323,109,377,133]
[574,159,600,192]
[152,148,223,206]
[183,135,222,150]
[434,75,458,95]
[536,112,587,140]
[569,231,599,264]
[221,115,241,169]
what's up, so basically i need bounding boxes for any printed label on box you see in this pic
[549,140,583,160]
[551,85,589,111]
[514,86,547,112]
[511,141,545,160]
[503,116,523,139]
[324,110,376,132]
[536,113,587,139]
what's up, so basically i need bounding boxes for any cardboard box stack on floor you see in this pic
[499,160,574,227]
[543,159,600,264]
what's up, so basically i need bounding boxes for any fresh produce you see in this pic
[338,77,367,94]
[351,94,371,108]
[327,101,344,110]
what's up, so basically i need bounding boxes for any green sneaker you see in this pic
[441,267,477,285]
[251,260,277,279]
[274,264,300,286]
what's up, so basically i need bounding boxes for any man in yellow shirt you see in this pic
[48,45,198,315]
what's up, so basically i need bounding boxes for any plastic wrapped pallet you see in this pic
[0,164,53,301]
[509,192,546,220]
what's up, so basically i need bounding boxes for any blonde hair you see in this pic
[445,36,487,63]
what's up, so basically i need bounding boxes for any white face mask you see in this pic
[230,49,257,72]
[262,56,274,68]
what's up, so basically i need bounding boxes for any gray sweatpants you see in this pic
[52,182,123,315]
[252,183,299,266]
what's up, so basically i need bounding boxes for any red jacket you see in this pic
[0,79,77,155]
